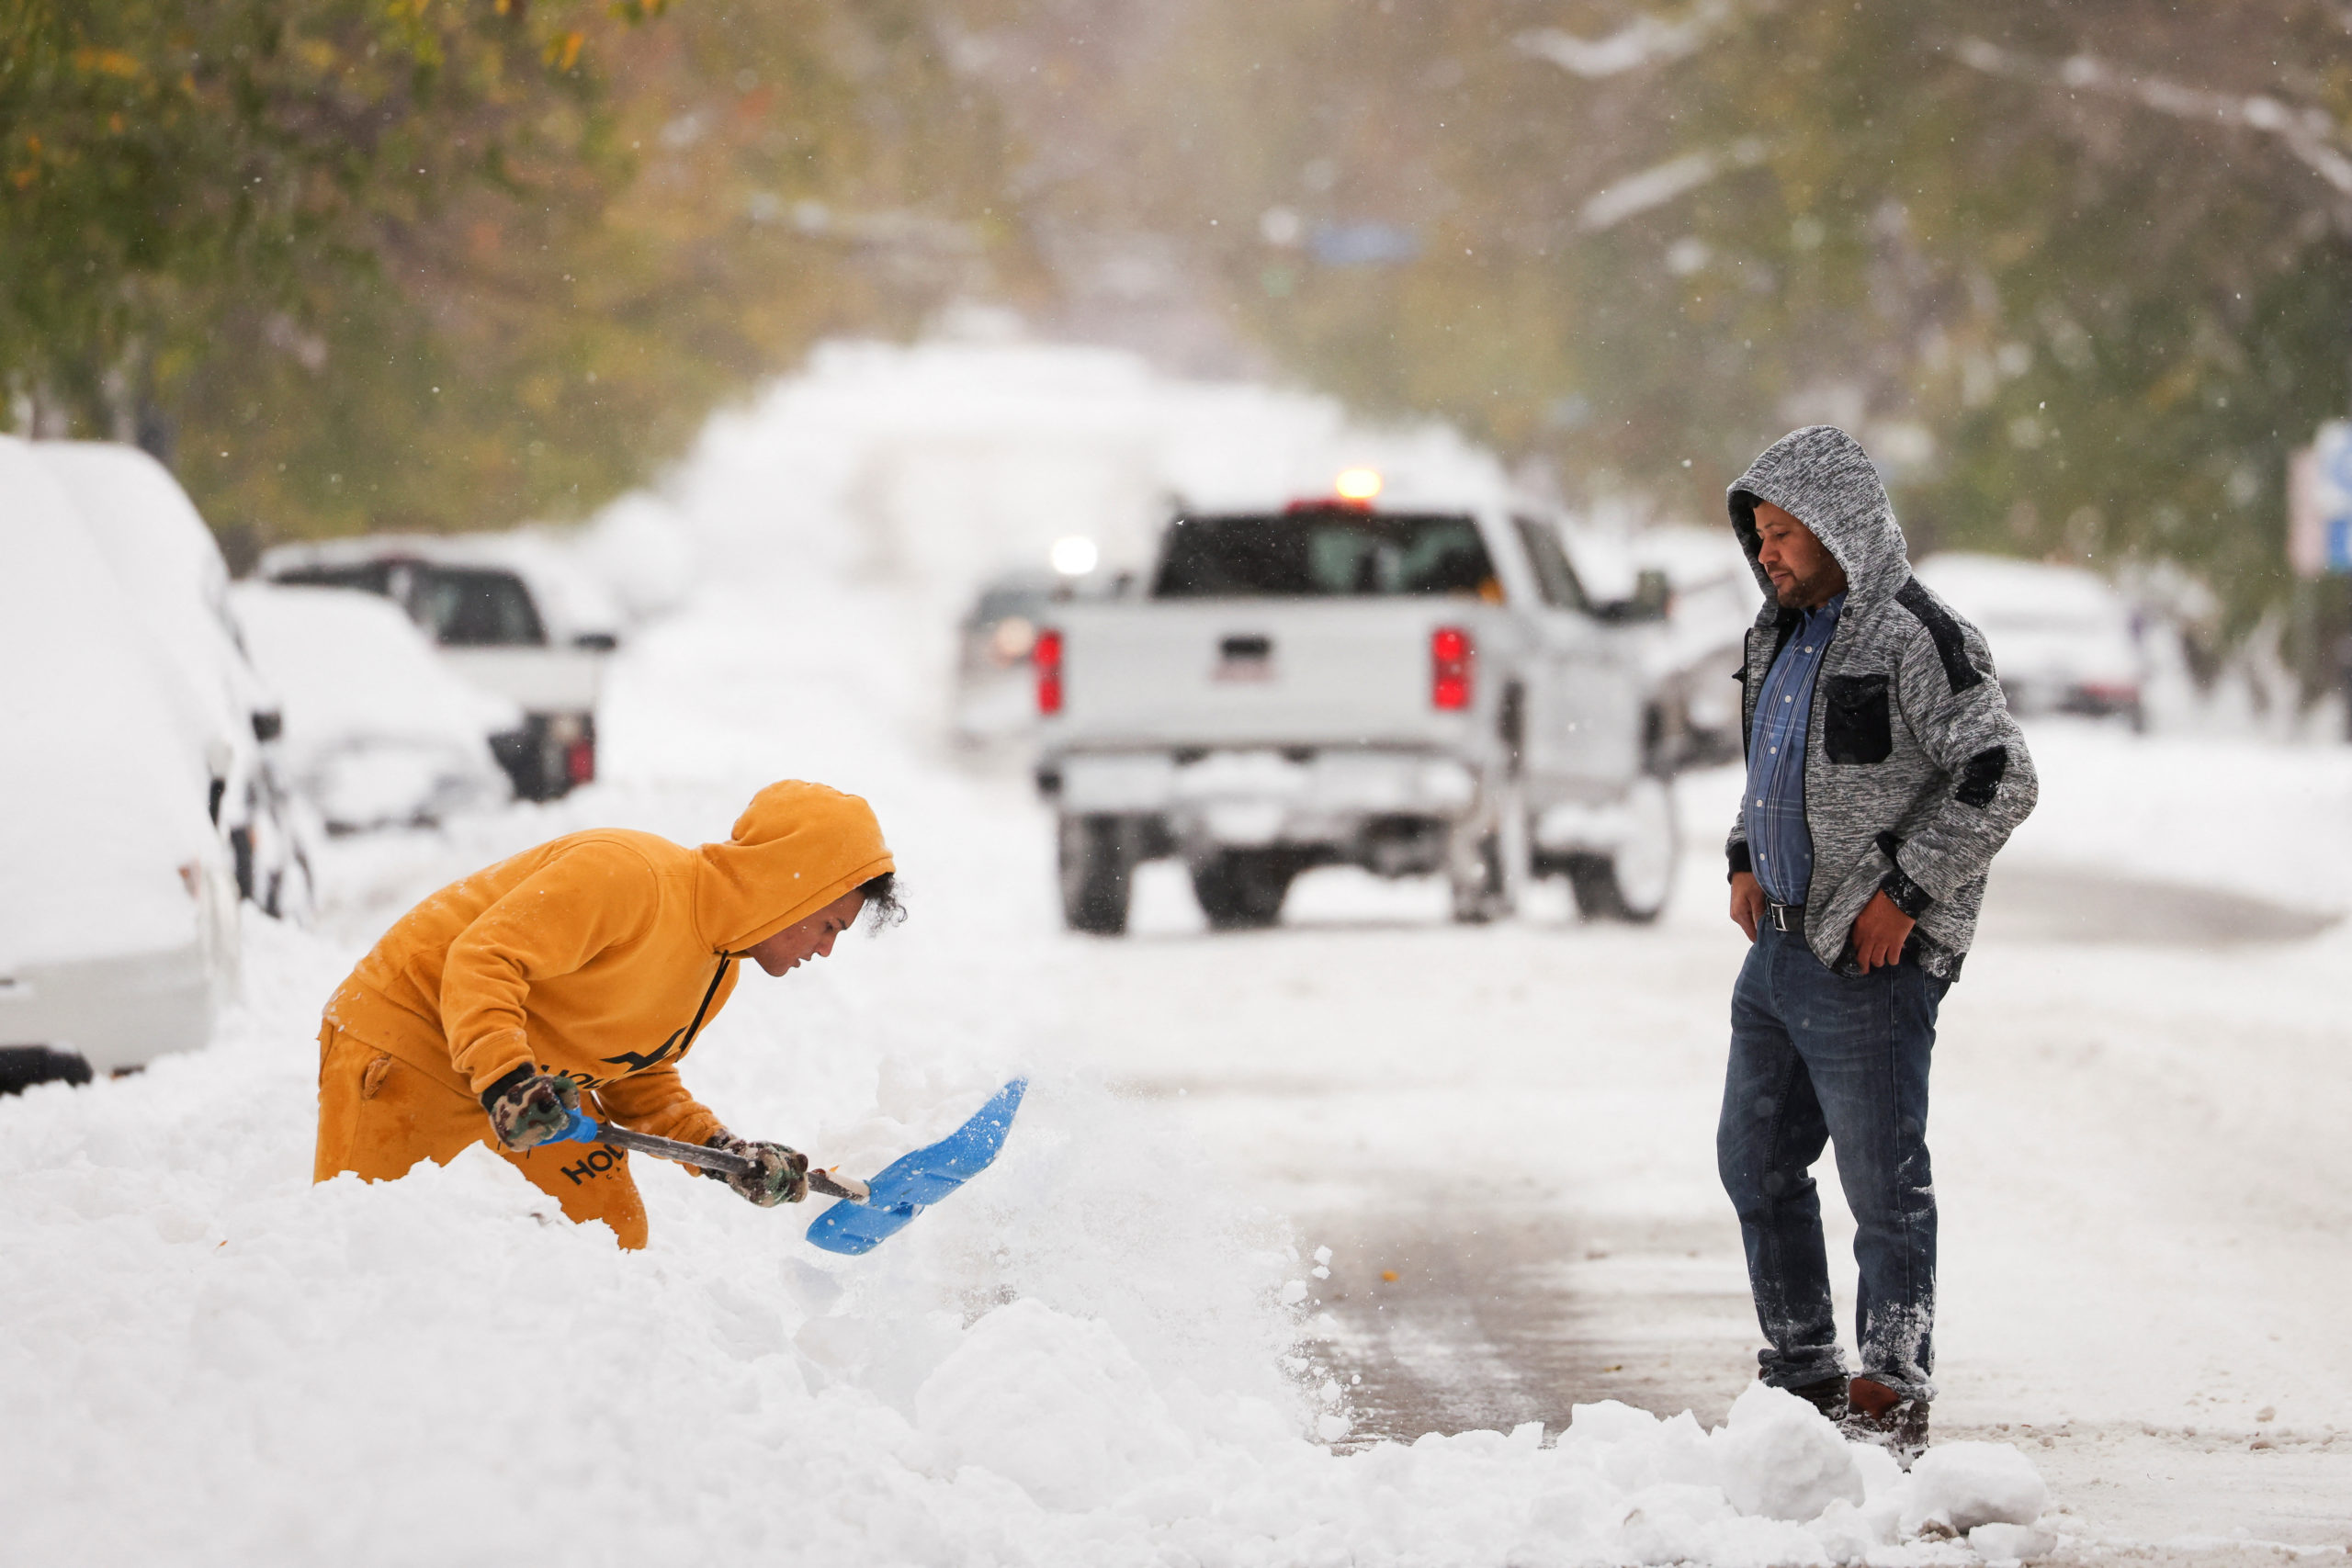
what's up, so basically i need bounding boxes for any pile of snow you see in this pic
[568,327,1512,621]
[0,989,2048,1567]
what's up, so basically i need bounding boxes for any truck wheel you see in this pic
[1191,851,1295,930]
[1448,784,1527,924]
[1565,774,1678,923]
[1058,815,1136,935]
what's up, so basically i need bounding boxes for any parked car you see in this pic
[1572,524,1767,771]
[229,583,520,834]
[35,441,313,917]
[259,536,618,800]
[1034,492,1677,933]
[952,570,1129,747]
[0,437,242,1091]
[1914,552,2147,729]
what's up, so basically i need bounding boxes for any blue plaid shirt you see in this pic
[1744,592,1845,905]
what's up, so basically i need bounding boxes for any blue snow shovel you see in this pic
[548,1077,1027,1251]
[804,1077,1028,1257]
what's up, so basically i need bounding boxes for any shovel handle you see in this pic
[554,1112,868,1201]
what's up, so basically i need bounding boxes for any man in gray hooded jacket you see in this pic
[1716,425,2037,1460]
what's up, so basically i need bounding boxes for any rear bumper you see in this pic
[437,647,606,712]
[0,940,218,1075]
[1042,746,1480,850]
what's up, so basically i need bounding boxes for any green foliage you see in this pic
[3,0,1016,548]
[2,0,608,421]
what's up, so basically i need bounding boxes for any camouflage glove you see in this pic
[480,1067,582,1152]
[702,1132,809,1206]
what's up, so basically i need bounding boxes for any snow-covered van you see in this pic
[1034,490,1679,933]
[0,437,242,1091]
[259,535,620,800]
[36,441,313,917]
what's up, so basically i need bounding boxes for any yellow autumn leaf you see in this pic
[72,48,144,79]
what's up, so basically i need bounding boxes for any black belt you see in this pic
[1766,900,1804,932]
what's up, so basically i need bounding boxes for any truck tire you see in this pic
[1565,774,1678,923]
[1058,815,1136,935]
[1191,851,1295,930]
[1448,783,1527,924]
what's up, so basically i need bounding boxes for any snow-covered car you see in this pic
[952,570,1128,747]
[1036,494,1678,932]
[0,438,242,1091]
[1560,523,1762,770]
[1914,553,2147,729]
[229,583,521,834]
[34,440,313,917]
[258,535,619,800]
[953,573,1057,747]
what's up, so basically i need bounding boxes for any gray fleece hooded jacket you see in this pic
[1726,425,2037,979]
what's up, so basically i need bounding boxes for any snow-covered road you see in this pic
[1062,777,2352,1552]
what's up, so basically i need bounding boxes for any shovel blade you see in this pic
[804,1078,1027,1256]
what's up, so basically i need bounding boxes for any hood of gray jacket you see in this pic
[1726,425,1911,610]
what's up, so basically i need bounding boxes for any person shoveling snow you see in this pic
[312,779,899,1247]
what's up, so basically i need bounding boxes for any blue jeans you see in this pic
[1717,923,1949,1402]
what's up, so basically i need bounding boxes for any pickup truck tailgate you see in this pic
[1048,600,1495,750]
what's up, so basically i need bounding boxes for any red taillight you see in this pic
[1430,625,1473,710]
[1035,628,1064,715]
[566,737,596,785]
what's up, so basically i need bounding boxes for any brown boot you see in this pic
[1785,1374,1850,1420]
[1840,1376,1928,1465]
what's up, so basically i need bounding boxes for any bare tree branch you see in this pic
[1951,35,2352,199]
[1579,138,1765,231]
[1514,2,1730,80]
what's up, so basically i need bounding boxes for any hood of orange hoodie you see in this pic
[694,781,894,954]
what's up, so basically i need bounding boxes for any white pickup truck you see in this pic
[1034,498,1680,933]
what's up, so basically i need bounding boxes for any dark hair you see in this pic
[858,872,906,931]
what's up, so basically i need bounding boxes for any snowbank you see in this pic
[1999,721,2352,914]
[571,330,1511,622]
[0,959,2044,1567]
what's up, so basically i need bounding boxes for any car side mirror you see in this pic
[573,632,619,651]
[251,709,284,742]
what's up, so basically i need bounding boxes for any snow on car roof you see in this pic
[1915,551,2128,622]
[258,530,624,643]
[228,583,523,767]
[36,441,267,768]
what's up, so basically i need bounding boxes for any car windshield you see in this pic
[271,561,396,596]
[411,567,546,647]
[1151,509,1499,599]
[971,586,1050,625]
[268,559,547,646]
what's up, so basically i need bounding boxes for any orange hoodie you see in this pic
[323,782,892,1144]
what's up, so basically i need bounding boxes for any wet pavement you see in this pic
[1121,864,2339,1449]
